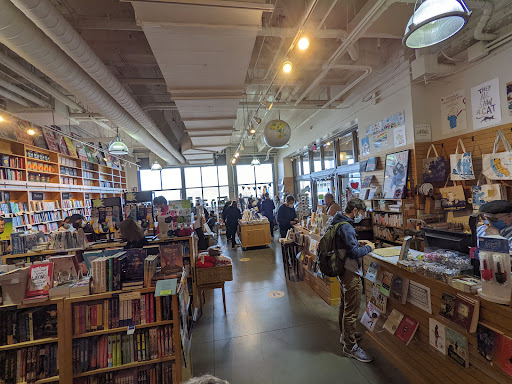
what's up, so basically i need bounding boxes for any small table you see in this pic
[198,282,227,315]
[239,221,271,250]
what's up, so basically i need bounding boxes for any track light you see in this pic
[151,160,162,171]
[260,101,273,110]
[298,36,310,50]
[251,157,261,166]
[403,0,471,48]
[253,116,262,124]
[234,152,240,158]
[231,158,237,164]
[0,116,4,122]
[249,124,257,134]
[326,141,331,146]
[27,128,36,136]
[282,61,292,73]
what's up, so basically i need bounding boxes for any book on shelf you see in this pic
[360,302,380,332]
[0,305,58,345]
[379,271,393,297]
[160,244,184,275]
[365,261,380,283]
[439,292,456,321]
[124,248,147,282]
[25,262,54,298]
[389,275,409,304]
[369,284,387,313]
[477,323,500,362]
[0,343,58,382]
[452,293,480,333]
[446,327,469,368]
[394,315,419,346]
[383,309,404,335]
[429,318,447,354]
[496,334,512,377]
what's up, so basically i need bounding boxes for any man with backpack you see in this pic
[317,198,374,362]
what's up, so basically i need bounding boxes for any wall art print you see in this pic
[383,150,409,199]
[471,77,502,130]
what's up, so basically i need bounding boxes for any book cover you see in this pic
[429,318,447,354]
[446,327,469,368]
[31,126,48,150]
[379,271,393,297]
[365,261,380,283]
[383,309,404,334]
[395,315,419,346]
[58,135,70,156]
[390,275,409,304]
[360,302,380,332]
[26,263,54,297]
[82,251,103,275]
[49,254,79,286]
[369,284,387,313]
[160,244,184,275]
[440,292,456,320]
[32,306,58,340]
[366,157,377,171]
[496,334,512,377]
[13,120,34,146]
[453,294,479,333]
[477,323,498,362]
[41,128,60,153]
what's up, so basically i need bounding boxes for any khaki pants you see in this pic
[339,269,363,350]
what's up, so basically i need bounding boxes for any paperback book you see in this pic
[446,327,469,368]
[379,271,393,297]
[365,261,380,283]
[360,302,380,332]
[395,315,419,346]
[429,318,447,354]
[390,275,409,304]
[452,293,480,333]
[26,262,54,298]
[477,323,498,362]
[383,309,404,334]
[440,292,456,321]
[369,284,387,313]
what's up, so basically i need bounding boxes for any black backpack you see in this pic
[316,221,348,277]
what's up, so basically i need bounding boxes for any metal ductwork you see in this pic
[0,78,50,107]
[0,0,182,165]
[11,0,184,163]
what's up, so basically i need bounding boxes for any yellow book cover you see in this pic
[64,136,78,158]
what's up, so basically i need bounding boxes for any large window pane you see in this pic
[139,169,161,191]
[184,167,202,188]
[186,188,203,202]
[302,154,310,175]
[219,186,229,200]
[161,168,182,190]
[239,185,255,198]
[254,163,273,183]
[339,134,355,166]
[313,150,322,172]
[159,190,182,201]
[201,166,218,187]
[202,187,220,206]
[218,166,228,186]
[236,165,255,185]
[323,145,335,170]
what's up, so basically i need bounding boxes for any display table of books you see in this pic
[238,220,271,250]
[362,249,512,384]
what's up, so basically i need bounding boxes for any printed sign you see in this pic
[393,125,406,147]
[62,192,71,200]
[441,90,467,135]
[471,78,502,129]
[414,124,431,142]
[32,192,44,201]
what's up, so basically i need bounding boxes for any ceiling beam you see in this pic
[120,78,166,85]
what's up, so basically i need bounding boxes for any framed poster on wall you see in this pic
[383,150,409,198]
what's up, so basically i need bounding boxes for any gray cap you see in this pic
[479,200,512,214]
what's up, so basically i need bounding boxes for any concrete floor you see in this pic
[190,235,410,384]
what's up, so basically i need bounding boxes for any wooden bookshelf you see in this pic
[72,320,173,339]
[371,198,415,246]
[0,337,58,351]
[72,356,176,378]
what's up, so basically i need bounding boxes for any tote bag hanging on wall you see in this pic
[482,130,512,180]
[440,180,467,211]
[471,174,507,211]
[423,144,446,183]
[450,139,475,181]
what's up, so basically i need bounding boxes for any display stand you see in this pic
[371,198,415,246]
[238,222,271,250]
[363,252,512,384]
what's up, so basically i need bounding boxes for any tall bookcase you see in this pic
[371,198,415,246]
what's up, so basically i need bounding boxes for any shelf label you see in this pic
[127,325,135,335]
[62,192,71,200]
[32,192,44,200]
[119,291,141,301]
[155,278,178,296]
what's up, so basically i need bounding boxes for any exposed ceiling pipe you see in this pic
[471,0,498,41]
[0,78,50,107]
[0,50,83,111]
[11,0,185,163]
[294,0,389,106]
[0,87,30,107]
[0,0,181,165]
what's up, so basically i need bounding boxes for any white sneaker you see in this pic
[342,345,373,363]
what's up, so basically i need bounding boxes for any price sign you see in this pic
[62,192,71,200]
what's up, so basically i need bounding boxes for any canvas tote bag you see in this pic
[450,139,475,180]
[482,130,512,180]
[440,180,467,211]
[471,174,507,211]
[423,144,446,182]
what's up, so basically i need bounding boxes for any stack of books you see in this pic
[0,343,58,382]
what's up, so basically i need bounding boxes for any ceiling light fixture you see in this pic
[0,116,4,122]
[108,128,129,156]
[261,101,273,110]
[231,158,237,164]
[234,152,240,158]
[253,116,262,124]
[403,0,471,48]
[27,128,36,136]
[251,156,261,166]
[298,36,310,50]
[151,160,162,171]
[282,61,293,73]
[326,141,331,146]
[249,125,257,134]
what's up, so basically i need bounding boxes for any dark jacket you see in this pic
[124,237,149,250]
[277,204,297,230]
[332,212,371,276]
[225,206,242,228]
[261,199,275,219]
[222,205,230,222]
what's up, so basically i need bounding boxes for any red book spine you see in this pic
[91,305,97,331]
[79,304,86,334]
[145,294,150,324]
[150,294,155,323]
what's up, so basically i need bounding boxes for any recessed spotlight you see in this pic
[298,36,310,50]
[249,125,257,134]
[27,128,36,136]
[282,61,292,73]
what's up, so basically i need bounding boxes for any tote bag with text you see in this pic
[450,139,475,181]
[482,130,512,180]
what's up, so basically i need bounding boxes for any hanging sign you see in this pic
[62,192,71,200]
[32,192,44,201]
[471,78,502,130]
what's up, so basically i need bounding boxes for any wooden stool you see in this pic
[198,282,227,315]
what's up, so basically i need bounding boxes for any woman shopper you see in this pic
[120,218,149,249]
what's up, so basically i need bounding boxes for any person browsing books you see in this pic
[225,201,242,248]
[277,195,297,239]
[120,218,149,249]
[331,198,375,363]
[153,195,169,235]
[325,193,342,217]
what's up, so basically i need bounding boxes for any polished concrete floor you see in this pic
[190,235,410,384]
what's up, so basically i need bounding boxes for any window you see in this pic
[161,168,182,190]
[236,163,274,198]
[184,167,201,188]
[302,154,310,175]
[313,150,322,172]
[323,144,335,170]
[339,134,355,166]
[140,170,162,191]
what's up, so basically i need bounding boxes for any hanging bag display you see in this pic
[422,144,446,182]
[450,139,475,180]
[440,179,467,211]
[482,130,512,180]
[471,174,507,211]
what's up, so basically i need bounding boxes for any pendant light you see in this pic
[108,128,129,156]
[403,0,471,49]
[151,160,162,171]
[251,156,261,166]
